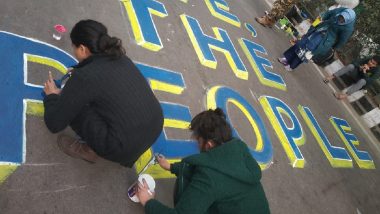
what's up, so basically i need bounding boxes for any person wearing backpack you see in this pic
[277,7,356,71]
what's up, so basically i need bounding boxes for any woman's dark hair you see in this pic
[190,108,233,146]
[70,19,125,58]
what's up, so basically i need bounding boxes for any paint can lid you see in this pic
[54,24,67,33]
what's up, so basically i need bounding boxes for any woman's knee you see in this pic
[358,79,367,86]
[347,64,355,70]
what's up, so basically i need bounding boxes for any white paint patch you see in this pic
[249,88,259,103]
[0,162,20,165]
[33,185,87,194]
[24,163,64,166]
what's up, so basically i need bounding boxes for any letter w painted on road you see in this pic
[0,31,77,183]
[121,0,168,52]
[181,14,248,80]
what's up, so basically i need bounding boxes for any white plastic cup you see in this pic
[127,174,156,203]
[53,24,66,41]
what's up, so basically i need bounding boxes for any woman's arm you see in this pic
[333,29,353,50]
[43,71,94,133]
[142,168,215,214]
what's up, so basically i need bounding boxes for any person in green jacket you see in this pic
[137,108,270,214]
[323,56,380,100]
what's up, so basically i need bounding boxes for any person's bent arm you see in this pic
[144,168,215,214]
[44,71,94,133]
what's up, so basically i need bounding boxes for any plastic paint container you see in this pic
[127,174,156,203]
[53,24,67,40]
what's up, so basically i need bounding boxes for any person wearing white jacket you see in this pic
[329,0,359,10]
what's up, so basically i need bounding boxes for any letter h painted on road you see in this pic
[181,14,248,80]
[121,0,168,51]
[0,31,77,183]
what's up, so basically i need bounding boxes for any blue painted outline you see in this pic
[239,38,286,91]
[208,86,273,167]
[135,62,197,159]
[300,106,352,167]
[330,116,375,169]
[181,14,248,80]
[0,31,77,164]
[244,23,257,38]
[259,96,305,167]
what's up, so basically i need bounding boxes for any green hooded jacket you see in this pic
[312,8,355,57]
[144,138,270,214]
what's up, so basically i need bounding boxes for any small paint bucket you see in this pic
[127,174,156,203]
[53,24,67,40]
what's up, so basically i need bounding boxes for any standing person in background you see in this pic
[277,8,356,71]
[323,56,380,100]
[313,0,359,32]
[255,0,298,28]
[255,0,359,29]
[43,20,163,167]
[137,108,270,214]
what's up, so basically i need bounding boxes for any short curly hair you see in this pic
[190,108,233,146]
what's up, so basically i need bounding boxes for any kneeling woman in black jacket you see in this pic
[43,20,163,167]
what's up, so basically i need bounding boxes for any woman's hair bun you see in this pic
[98,34,125,57]
[213,108,226,119]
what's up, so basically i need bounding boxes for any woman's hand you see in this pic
[137,179,155,206]
[44,71,61,95]
[289,38,297,45]
[156,154,170,171]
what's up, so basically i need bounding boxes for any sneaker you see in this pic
[255,15,275,27]
[277,57,288,65]
[57,134,99,163]
[284,65,293,71]
[333,92,347,100]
